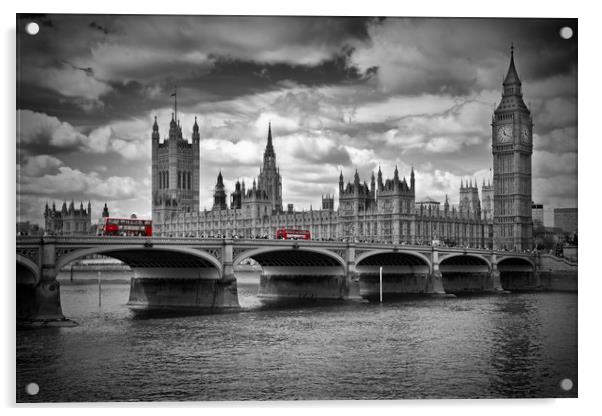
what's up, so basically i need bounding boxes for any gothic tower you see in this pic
[459,178,481,217]
[492,45,533,250]
[481,178,494,222]
[212,171,227,211]
[257,122,283,213]
[152,110,200,234]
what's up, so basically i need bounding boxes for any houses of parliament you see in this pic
[152,47,533,251]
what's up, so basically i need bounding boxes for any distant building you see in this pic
[44,201,93,236]
[554,208,577,234]
[321,194,334,211]
[459,179,481,217]
[154,121,487,246]
[481,179,494,223]
[415,196,440,212]
[16,221,42,236]
[152,47,529,250]
[532,202,544,227]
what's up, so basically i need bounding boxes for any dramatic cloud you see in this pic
[19,166,141,200]
[16,15,577,226]
[20,155,64,177]
[17,110,151,161]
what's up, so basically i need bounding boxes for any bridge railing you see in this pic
[16,235,536,260]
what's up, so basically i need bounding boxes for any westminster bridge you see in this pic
[16,236,540,323]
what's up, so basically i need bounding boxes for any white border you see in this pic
[2,1,598,414]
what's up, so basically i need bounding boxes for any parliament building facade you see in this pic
[153,48,532,250]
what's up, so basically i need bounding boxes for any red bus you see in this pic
[98,217,152,237]
[275,228,311,240]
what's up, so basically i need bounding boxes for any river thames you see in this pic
[16,273,577,402]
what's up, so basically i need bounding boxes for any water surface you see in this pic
[16,274,577,401]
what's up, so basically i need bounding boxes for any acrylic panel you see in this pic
[16,14,578,402]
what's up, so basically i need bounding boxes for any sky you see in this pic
[16,15,577,227]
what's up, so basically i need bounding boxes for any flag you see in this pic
[170,92,176,97]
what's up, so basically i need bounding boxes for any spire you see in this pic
[217,170,224,186]
[265,122,275,157]
[193,116,199,132]
[461,179,464,189]
[503,43,521,88]
[354,169,360,184]
[394,165,399,180]
[152,116,160,141]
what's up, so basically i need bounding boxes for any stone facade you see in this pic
[492,46,534,250]
[154,48,535,250]
[155,124,490,248]
[553,208,577,234]
[44,201,92,235]
[152,114,200,236]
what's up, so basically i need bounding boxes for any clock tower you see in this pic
[492,45,533,251]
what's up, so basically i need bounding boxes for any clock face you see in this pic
[520,125,530,143]
[496,125,512,143]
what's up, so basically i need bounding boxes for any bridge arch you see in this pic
[355,250,432,297]
[234,246,346,269]
[16,254,39,285]
[355,250,432,273]
[497,256,535,271]
[56,245,223,278]
[438,253,491,293]
[438,253,492,272]
[234,246,347,301]
[497,256,536,291]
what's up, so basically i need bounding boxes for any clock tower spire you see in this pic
[492,44,533,251]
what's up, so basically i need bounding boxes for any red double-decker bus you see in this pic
[98,217,152,237]
[275,228,311,240]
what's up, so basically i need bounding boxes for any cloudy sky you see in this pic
[16,15,577,226]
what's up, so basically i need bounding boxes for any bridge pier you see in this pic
[426,270,446,295]
[127,242,240,311]
[426,250,447,296]
[17,240,73,327]
[344,246,364,301]
[252,245,360,302]
[487,258,507,293]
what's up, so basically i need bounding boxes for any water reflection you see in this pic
[16,278,577,402]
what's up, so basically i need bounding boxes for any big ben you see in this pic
[492,45,533,251]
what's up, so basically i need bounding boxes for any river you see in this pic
[16,272,577,401]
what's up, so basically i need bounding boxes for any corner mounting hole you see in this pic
[25,22,39,36]
[560,378,573,391]
[559,26,573,40]
[25,382,39,395]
